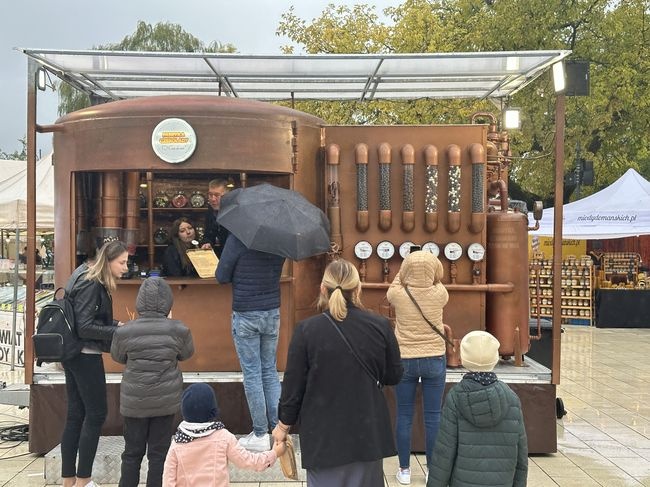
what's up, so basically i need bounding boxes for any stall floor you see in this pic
[1,325,650,486]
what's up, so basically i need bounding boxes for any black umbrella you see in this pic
[217,184,331,260]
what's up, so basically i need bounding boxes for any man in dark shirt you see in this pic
[200,178,230,258]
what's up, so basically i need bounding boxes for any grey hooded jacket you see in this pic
[427,377,528,487]
[111,277,194,418]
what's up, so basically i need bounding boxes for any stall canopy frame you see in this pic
[19,49,570,385]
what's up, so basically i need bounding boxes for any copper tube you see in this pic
[100,172,123,229]
[355,143,369,231]
[444,324,461,367]
[326,144,342,248]
[423,144,438,232]
[124,172,140,251]
[360,282,515,292]
[36,123,65,133]
[446,144,461,233]
[401,144,415,232]
[488,179,509,212]
[378,142,392,231]
[469,143,485,234]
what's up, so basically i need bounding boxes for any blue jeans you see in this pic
[232,309,281,437]
[395,355,446,469]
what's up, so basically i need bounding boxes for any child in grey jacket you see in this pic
[111,277,194,487]
[428,331,528,487]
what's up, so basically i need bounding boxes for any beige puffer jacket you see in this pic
[387,251,449,358]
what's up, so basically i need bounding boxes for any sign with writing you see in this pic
[0,311,25,367]
[529,235,586,259]
[151,118,197,163]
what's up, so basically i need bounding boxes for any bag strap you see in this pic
[403,286,455,348]
[322,312,383,390]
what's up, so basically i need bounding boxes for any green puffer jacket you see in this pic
[427,376,528,487]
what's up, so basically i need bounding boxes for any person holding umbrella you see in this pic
[215,183,330,453]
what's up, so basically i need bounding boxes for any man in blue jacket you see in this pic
[216,235,285,452]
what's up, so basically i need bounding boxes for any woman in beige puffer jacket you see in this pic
[387,250,449,484]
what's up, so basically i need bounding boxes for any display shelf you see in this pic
[600,252,640,286]
[529,255,594,325]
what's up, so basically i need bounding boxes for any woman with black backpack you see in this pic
[61,240,129,487]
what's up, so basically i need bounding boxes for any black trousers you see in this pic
[61,353,108,479]
[119,415,175,487]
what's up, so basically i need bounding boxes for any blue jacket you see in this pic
[216,235,285,311]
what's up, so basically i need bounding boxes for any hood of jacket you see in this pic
[399,250,444,288]
[136,277,173,317]
[455,378,511,428]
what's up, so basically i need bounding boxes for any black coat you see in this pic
[162,244,197,277]
[279,306,403,470]
[202,209,230,258]
[67,264,117,353]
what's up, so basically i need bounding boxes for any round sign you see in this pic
[377,241,395,260]
[354,241,373,260]
[467,243,486,262]
[151,118,197,163]
[444,242,463,261]
[398,241,415,259]
[422,242,440,257]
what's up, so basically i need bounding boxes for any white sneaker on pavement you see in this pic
[237,431,270,452]
[396,467,411,485]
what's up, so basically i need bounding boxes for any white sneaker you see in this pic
[396,467,411,485]
[237,431,270,452]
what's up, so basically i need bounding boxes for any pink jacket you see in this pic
[163,428,277,486]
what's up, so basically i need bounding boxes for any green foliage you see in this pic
[57,21,236,116]
[0,136,27,160]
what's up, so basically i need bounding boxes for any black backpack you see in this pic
[32,271,85,366]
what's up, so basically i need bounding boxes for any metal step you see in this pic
[0,382,30,407]
[44,434,305,485]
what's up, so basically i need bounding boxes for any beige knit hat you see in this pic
[460,330,500,372]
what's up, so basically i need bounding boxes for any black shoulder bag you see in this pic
[403,285,454,348]
[322,312,383,390]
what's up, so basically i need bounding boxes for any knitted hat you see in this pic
[460,330,500,372]
[181,383,219,423]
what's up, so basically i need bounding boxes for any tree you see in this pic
[277,0,650,200]
[57,21,236,115]
[0,136,27,160]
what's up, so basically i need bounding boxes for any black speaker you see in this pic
[566,60,590,97]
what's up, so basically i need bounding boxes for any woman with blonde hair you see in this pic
[61,240,129,487]
[387,249,449,485]
[273,258,402,486]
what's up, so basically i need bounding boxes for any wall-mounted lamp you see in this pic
[37,68,47,91]
[226,177,235,188]
[503,108,521,130]
[552,62,566,93]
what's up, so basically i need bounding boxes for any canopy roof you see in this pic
[18,49,570,102]
[531,168,650,239]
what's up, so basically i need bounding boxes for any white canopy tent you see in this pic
[0,152,54,230]
[531,168,650,239]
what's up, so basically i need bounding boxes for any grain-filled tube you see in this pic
[469,143,486,234]
[446,144,461,233]
[326,143,342,248]
[355,143,369,232]
[378,142,392,231]
[401,144,415,232]
[423,144,439,232]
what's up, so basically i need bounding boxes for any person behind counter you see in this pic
[61,240,129,487]
[272,258,403,486]
[200,178,230,258]
[387,250,449,485]
[163,217,198,277]
[111,277,194,487]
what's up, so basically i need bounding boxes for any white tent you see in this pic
[531,168,650,239]
[0,152,54,229]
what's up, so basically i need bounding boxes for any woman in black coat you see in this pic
[272,259,403,486]
[60,240,129,487]
[162,217,198,277]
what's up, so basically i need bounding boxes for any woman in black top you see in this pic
[163,217,198,277]
[61,240,129,487]
[272,259,403,486]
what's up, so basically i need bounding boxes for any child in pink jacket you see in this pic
[163,383,285,486]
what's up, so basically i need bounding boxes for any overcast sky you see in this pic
[2,0,401,157]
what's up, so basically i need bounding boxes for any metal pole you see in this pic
[10,228,20,370]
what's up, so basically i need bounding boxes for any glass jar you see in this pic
[190,190,206,208]
[195,225,205,241]
[153,227,169,245]
[154,191,170,208]
[172,190,188,208]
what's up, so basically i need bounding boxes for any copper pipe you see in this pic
[361,282,515,292]
[326,144,342,248]
[36,123,65,133]
[469,142,485,233]
[446,144,461,233]
[401,144,415,232]
[488,179,508,213]
[124,172,140,252]
[378,142,392,231]
[423,144,438,232]
[355,143,369,231]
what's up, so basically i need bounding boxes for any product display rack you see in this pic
[601,252,640,284]
[529,255,594,325]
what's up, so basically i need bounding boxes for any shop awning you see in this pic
[18,49,570,102]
